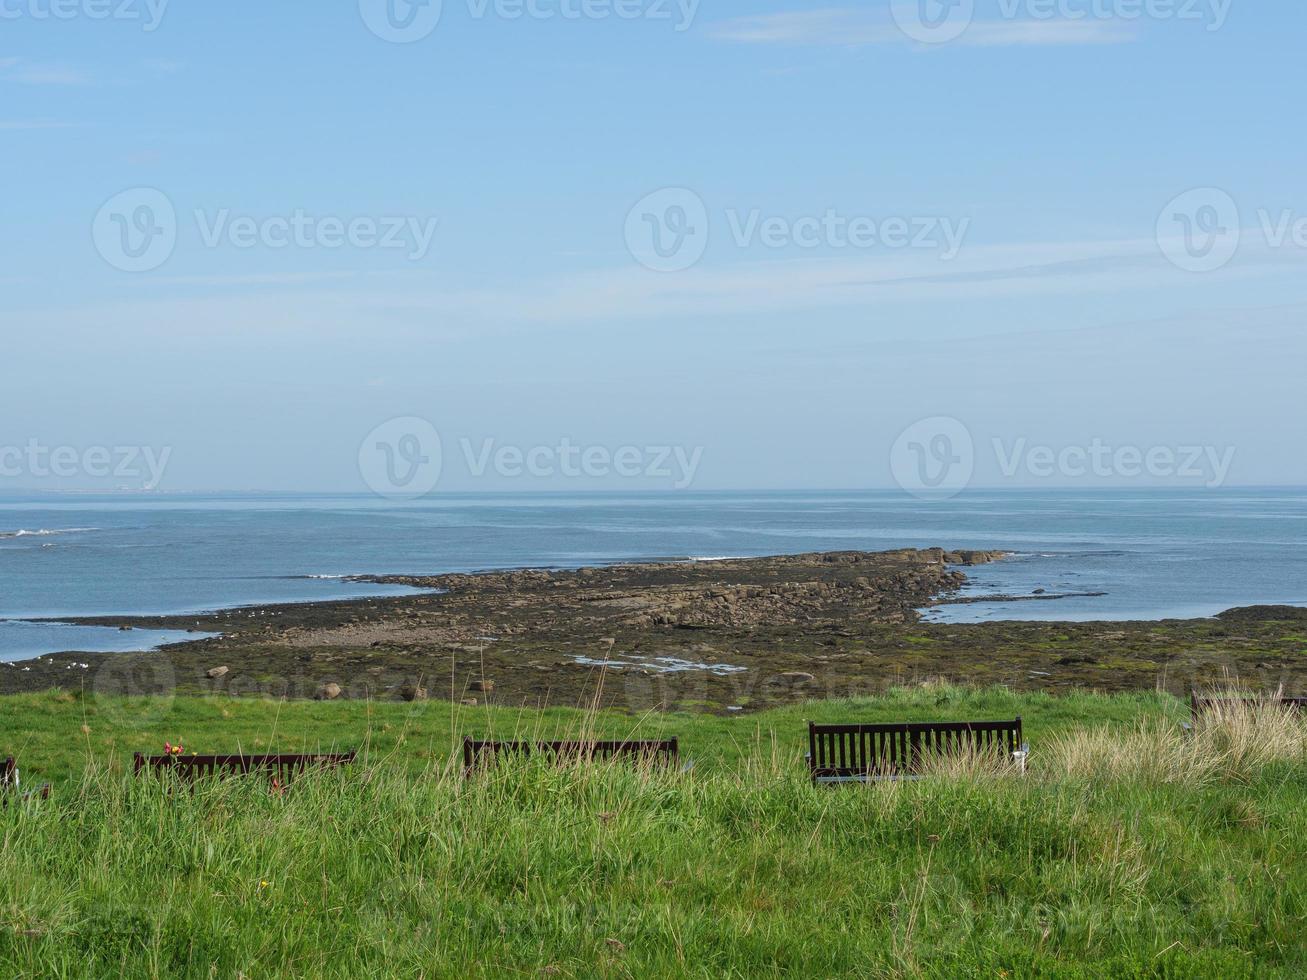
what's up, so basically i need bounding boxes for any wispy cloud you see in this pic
[1,60,92,85]
[0,120,82,130]
[13,234,1284,341]
[709,9,1137,48]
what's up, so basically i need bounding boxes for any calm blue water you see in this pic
[2,490,1305,661]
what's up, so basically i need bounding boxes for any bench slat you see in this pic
[133,752,356,782]
[808,719,1024,783]
[1191,696,1307,719]
[463,738,678,776]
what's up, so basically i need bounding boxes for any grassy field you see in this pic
[2,686,1305,977]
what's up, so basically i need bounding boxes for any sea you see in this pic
[1,489,1304,662]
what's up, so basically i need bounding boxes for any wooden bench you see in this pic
[2,756,51,803]
[1191,695,1307,720]
[133,752,357,784]
[1186,695,1307,732]
[808,719,1028,785]
[463,738,679,776]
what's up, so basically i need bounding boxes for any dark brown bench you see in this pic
[1186,695,1307,732]
[808,719,1028,785]
[463,738,679,777]
[133,752,357,784]
[2,756,51,803]
[1191,695,1307,720]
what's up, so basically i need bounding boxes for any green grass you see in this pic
[2,687,1305,978]
[2,685,1178,786]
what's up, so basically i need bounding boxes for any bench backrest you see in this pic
[1,757,14,790]
[1191,696,1307,719]
[133,752,357,782]
[808,719,1022,780]
[463,738,678,776]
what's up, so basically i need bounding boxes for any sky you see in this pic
[2,0,1305,494]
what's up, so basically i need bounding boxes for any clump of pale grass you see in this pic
[1042,693,1307,785]
[912,743,1020,782]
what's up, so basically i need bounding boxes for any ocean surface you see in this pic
[2,489,1305,662]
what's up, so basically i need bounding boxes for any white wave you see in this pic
[687,555,743,563]
[0,527,99,539]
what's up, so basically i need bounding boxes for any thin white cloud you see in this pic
[0,120,81,130]
[10,234,1289,341]
[961,19,1136,45]
[709,9,1137,48]
[1,61,92,85]
[709,9,903,45]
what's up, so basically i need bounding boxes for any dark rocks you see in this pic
[469,679,495,693]
[400,684,428,702]
[1217,606,1307,623]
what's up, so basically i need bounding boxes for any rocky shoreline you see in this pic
[4,548,1305,712]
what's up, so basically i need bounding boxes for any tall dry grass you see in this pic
[1042,690,1307,785]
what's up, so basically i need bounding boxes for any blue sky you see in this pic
[2,0,1305,492]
